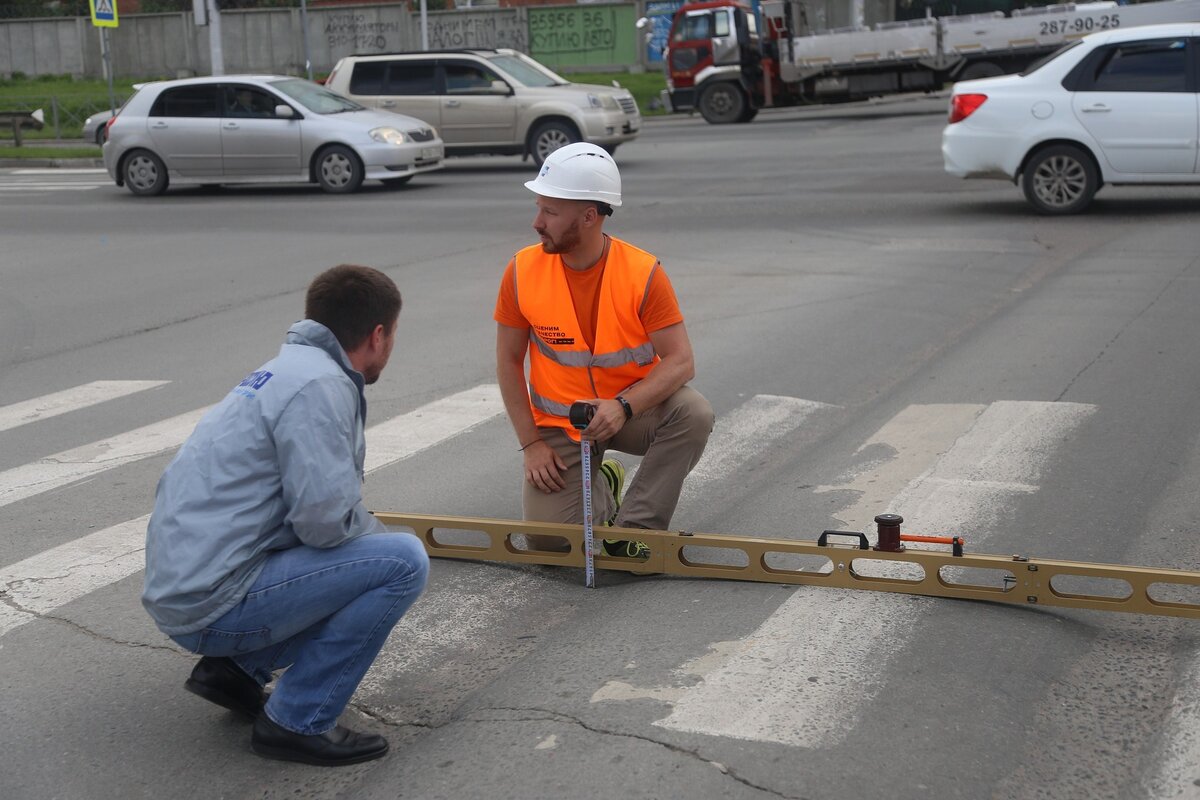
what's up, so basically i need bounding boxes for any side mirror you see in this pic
[489,80,512,96]
[274,104,296,118]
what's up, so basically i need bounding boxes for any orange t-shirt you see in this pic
[493,244,683,351]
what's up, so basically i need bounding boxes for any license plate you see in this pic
[421,147,441,159]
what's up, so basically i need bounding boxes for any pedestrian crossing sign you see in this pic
[90,0,118,28]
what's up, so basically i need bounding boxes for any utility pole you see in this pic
[193,0,224,76]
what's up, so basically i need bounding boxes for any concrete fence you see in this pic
[1,3,636,79]
[0,1,893,80]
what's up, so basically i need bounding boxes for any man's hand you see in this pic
[524,439,569,493]
[580,398,626,442]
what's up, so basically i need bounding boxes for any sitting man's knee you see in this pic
[678,389,715,434]
[378,532,430,588]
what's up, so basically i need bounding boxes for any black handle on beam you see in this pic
[818,530,869,549]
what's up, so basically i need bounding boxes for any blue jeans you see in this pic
[171,533,429,735]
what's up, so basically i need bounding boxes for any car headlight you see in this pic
[370,127,407,145]
[587,94,620,110]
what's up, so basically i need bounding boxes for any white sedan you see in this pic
[942,23,1200,214]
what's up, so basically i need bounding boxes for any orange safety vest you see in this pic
[514,236,660,440]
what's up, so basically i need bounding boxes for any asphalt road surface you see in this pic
[3,96,1200,800]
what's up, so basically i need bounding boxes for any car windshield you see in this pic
[486,54,568,87]
[1020,39,1083,76]
[269,78,365,113]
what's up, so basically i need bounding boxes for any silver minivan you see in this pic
[103,75,444,196]
[325,49,641,166]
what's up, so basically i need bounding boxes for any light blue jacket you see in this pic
[142,320,386,636]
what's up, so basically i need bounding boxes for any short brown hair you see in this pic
[305,265,402,351]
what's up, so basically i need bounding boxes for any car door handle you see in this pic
[223,122,240,129]
[380,100,396,107]
[445,100,461,108]
[151,121,168,128]
[1081,105,1111,113]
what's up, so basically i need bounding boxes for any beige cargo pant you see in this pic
[522,385,714,550]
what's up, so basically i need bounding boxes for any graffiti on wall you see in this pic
[427,13,527,51]
[528,5,637,67]
[324,14,403,52]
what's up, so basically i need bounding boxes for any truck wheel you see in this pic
[1021,144,1099,215]
[530,120,580,167]
[122,149,169,196]
[959,61,1004,82]
[698,82,746,125]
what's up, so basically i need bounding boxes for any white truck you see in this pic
[664,0,1200,122]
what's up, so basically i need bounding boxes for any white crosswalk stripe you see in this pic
[0,385,505,640]
[12,169,107,175]
[0,386,1113,759]
[592,400,1097,748]
[0,380,168,433]
[363,393,838,692]
[0,184,102,192]
[0,407,211,509]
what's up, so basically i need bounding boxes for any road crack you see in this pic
[0,587,178,652]
[467,705,809,800]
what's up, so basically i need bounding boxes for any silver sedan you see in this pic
[103,75,444,195]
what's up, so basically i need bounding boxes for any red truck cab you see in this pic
[666,0,813,124]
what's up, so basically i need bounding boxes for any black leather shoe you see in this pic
[184,656,265,721]
[251,714,389,766]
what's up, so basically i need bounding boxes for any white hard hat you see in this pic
[524,142,622,208]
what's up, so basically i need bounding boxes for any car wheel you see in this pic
[530,120,579,167]
[698,82,746,125]
[1021,144,1099,215]
[123,149,169,196]
[94,125,107,146]
[315,145,364,194]
[380,175,413,188]
[959,61,1005,81]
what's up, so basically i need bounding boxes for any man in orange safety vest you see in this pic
[494,143,714,558]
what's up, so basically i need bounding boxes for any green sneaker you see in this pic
[602,538,650,559]
[599,457,625,527]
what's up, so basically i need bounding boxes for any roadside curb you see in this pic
[0,158,104,168]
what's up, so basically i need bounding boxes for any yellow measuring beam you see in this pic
[372,512,1200,620]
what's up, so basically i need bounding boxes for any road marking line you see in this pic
[593,401,1096,748]
[0,385,506,639]
[363,384,503,474]
[0,380,168,433]
[620,394,837,499]
[0,516,150,637]
[12,168,107,175]
[361,393,836,697]
[0,186,101,192]
[1142,650,1200,798]
[680,394,837,507]
[0,408,211,510]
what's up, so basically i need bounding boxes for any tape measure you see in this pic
[570,401,597,589]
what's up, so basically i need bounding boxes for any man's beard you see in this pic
[539,220,582,254]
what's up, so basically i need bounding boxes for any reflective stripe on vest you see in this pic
[515,237,660,439]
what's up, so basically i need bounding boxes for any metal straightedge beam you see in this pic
[371,511,1200,620]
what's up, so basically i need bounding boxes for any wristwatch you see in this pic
[616,395,633,420]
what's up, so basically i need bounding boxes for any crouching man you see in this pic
[142,264,429,766]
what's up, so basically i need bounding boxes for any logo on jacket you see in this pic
[233,370,273,398]
[535,325,574,346]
